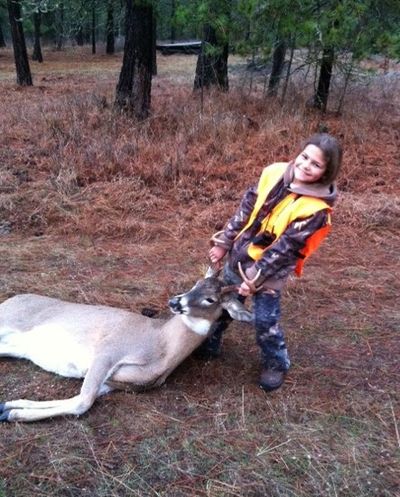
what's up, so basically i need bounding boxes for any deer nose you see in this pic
[168,297,183,313]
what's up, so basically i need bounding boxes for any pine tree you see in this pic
[115,0,153,119]
[7,0,33,85]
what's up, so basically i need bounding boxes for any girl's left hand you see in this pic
[209,246,227,264]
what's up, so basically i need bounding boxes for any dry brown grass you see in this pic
[0,46,399,497]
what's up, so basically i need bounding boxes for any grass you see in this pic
[2,393,397,496]
[0,45,399,496]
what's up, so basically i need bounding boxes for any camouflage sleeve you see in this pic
[251,210,329,280]
[212,186,258,250]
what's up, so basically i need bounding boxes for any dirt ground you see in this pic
[0,47,399,497]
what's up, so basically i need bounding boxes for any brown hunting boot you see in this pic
[259,368,286,392]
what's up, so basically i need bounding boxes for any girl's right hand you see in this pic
[238,281,253,297]
[209,246,227,264]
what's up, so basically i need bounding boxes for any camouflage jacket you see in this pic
[212,162,338,290]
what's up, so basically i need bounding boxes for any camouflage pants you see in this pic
[202,264,291,372]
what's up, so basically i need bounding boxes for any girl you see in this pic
[199,133,342,392]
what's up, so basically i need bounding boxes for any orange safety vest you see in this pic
[236,163,332,276]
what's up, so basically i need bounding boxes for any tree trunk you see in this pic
[32,8,43,62]
[281,36,295,105]
[76,25,84,46]
[152,11,157,76]
[336,54,354,115]
[56,2,64,50]
[7,0,33,86]
[115,0,153,120]
[313,47,334,112]
[170,0,176,42]
[194,24,229,91]
[267,39,286,97]
[0,23,6,47]
[106,0,115,54]
[91,1,96,54]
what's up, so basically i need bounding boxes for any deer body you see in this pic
[0,277,251,422]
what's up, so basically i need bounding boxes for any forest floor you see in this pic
[0,46,399,497]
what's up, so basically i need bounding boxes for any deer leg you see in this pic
[0,356,115,422]
[0,343,26,357]
[0,326,21,338]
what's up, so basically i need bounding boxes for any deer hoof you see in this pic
[0,408,10,422]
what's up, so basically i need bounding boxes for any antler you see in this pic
[220,285,239,295]
[238,262,264,293]
[209,230,226,246]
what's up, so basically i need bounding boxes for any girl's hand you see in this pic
[209,246,227,264]
[238,281,253,297]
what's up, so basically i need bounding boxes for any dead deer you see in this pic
[0,273,252,422]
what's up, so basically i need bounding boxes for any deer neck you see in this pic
[180,315,212,336]
[161,314,211,360]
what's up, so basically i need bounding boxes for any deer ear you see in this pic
[204,265,221,278]
[221,298,253,322]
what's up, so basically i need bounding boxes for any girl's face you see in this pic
[293,144,327,185]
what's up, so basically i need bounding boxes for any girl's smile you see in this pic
[292,144,327,185]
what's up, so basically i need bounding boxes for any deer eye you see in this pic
[202,297,217,305]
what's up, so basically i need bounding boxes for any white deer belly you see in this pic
[1,323,92,378]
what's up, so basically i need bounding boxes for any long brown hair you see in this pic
[303,133,343,185]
